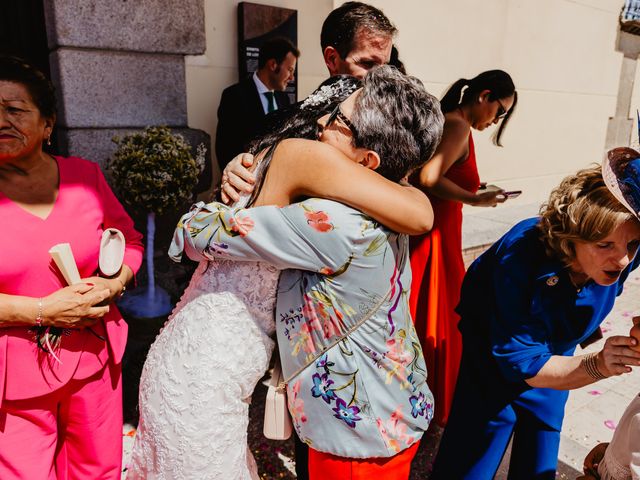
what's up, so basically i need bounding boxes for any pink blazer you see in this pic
[0,157,143,404]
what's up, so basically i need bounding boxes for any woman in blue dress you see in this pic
[432,150,640,479]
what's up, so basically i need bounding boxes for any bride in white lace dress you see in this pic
[128,253,278,479]
[127,72,435,479]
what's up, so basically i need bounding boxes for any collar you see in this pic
[252,71,272,95]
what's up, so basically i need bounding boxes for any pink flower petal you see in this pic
[588,390,602,395]
[604,419,617,430]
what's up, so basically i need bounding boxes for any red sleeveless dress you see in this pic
[409,133,480,427]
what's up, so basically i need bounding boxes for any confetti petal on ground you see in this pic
[604,420,617,430]
[587,390,602,395]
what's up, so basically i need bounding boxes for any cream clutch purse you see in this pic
[99,228,125,277]
[263,358,293,440]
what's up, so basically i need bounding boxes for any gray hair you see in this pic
[351,65,444,181]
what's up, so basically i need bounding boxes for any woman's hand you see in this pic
[597,334,640,376]
[471,189,507,207]
[221,153,256,204]
[41,283,111,328]
[81,276,125,306]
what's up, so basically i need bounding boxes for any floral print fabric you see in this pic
[171,198,434,458]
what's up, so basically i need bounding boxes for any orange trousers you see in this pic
[308,441,419,480]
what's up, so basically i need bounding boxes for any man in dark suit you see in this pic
[215,37,299,171]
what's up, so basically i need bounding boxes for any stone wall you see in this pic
[43,0,211,181]
[42,0,212,308]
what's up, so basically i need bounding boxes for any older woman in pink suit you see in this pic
[0,55,143,479]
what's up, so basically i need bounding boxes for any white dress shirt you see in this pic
[252,72,277,114]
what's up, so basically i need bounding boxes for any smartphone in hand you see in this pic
[504,190,522,199]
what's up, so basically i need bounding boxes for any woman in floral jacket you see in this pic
[129,66,443,479]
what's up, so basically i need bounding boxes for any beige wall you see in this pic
[185,0,333,180]
[360,0,627,210]
[188,0,631,207]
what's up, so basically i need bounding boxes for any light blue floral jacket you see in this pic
[170,198,434,458]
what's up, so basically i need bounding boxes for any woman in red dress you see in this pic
[410,70,517,426]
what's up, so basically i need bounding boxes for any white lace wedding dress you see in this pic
[126,255,279,479]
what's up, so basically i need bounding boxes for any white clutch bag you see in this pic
[99,228,125,277]
[263,358,293,440]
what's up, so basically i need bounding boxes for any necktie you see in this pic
[264,91,275,113]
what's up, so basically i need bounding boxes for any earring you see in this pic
[46,135,51,146]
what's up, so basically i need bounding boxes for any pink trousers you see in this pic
[0,361,122,480]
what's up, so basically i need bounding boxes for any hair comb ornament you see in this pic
[300,76,361,110]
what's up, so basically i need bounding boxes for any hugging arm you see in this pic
[169,198,354,273]
[223,139,434,235]
[274,139,434,234]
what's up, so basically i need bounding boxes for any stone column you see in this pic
[42,0,213,302]
[606,31,640,149]
[42,0,211,192]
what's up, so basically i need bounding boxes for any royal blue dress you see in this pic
[431,217,640,479]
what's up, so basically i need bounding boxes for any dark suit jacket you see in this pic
[215,76,291,171]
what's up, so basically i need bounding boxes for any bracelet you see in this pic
[35,298,44,327]
[582,352,607,380]
[114,278,126,297]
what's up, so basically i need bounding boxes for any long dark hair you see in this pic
[245,75,362,206]
[440,69,516,146]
